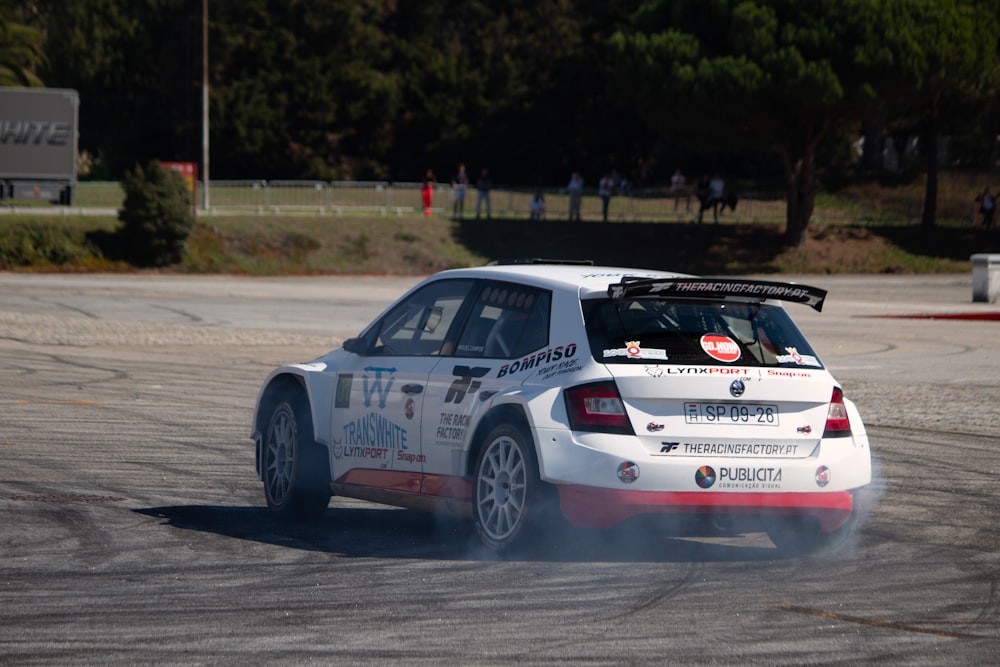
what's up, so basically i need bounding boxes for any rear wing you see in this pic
[607,277,828,312]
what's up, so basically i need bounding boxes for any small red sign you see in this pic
[700,334,741,363]
[161,161,198,216]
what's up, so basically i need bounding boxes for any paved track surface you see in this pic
[1,272,998,665]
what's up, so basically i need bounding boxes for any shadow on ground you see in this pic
[135,504,782,563]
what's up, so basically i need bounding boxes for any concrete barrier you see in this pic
[971,253,1000,303]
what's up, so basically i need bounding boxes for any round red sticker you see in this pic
[700,334,741,363]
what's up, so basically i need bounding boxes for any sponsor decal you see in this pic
[584,272,656,280]
[646,422,665,432]
[766,369,813,378]
[445,365,489,404]
[815,465,831,487]
[644,365,663,377]
[700,334,741,363]
[397,451,427,464]
[362,366,396,408]
[716,466,783,489]
[617,461,639,484]
[665,367,750,375]
[335,374,352,408]
[436,411,471,442]
[681,442,799,457]
[342,411,408,450]
[695,465,716,489]
[497,343,577,378]
[603,340,668,360]
[660,442,679,453]
[536,358,582,381]
[775,347,821,367]
[404,398,415,420]
[610,279,825,311]
[331,443,390,462]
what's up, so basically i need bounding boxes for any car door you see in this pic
[329,279,476,495]
[420,281,553,497]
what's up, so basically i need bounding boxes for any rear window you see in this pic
[582,298,823,368]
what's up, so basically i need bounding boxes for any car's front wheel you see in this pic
[473,423,547,553]
[262,393,331,520]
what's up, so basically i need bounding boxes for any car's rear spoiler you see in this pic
[607,277,828,312]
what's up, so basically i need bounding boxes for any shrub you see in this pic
[0,221,97,268]
[118,161,195,266]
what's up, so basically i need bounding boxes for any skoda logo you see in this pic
[729,379,746,397]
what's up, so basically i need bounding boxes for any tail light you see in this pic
[564,381,634,435]
[822,387,852,438]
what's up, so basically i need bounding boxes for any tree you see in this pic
[854,0,999,228]
[612,0,884,245]
[381,0,646,183]
[33,0,650,184]
[0,1,45,86]
[118,161,196,267]
[37,0,202,178]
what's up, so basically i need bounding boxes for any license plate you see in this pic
[684,402,779,425]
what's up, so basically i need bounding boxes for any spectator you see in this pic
[598,172,614,222]
[975,186,995,228]
[475,167,492,220]
[697,173,725,223]
[671,167,691,211]
[530,190,545,220]
[695,174,711,223]
[421,168,436,217]
[451,164,468,220]
[567,171,584,222]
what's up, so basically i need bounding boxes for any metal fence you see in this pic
[1,179,929,225]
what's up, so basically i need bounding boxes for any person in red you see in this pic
[422,168,436,216]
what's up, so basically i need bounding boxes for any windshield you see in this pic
[582,298,823,368]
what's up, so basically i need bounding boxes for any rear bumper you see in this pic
[556,485,854,532]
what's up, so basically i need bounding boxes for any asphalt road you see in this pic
[1,272,998,665]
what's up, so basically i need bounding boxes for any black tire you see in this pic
[472,423,548,553]
[767,513,856,557]
[262,392,331,520]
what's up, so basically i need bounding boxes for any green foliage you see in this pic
[117,161,196,267]
[0,1,46,85]
[0,221,100,268]
[22,0,1000,199]
[608,0,1000,241]
[848,0,1000,226]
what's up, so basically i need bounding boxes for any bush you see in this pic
[0,222,98,268]
[118,161,196,266]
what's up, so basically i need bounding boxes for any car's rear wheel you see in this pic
[473,424,546,553]
[767,513,856,557]
[262,392,331,520]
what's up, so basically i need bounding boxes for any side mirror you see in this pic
[342,337,367,355]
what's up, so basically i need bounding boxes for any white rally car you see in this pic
[251,262,871,554]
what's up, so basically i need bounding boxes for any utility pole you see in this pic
[202,0,210,210]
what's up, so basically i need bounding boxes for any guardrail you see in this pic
[1,179,927,225]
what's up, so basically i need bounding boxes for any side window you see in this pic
[371,279,474,356]
[455,282,551,359]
